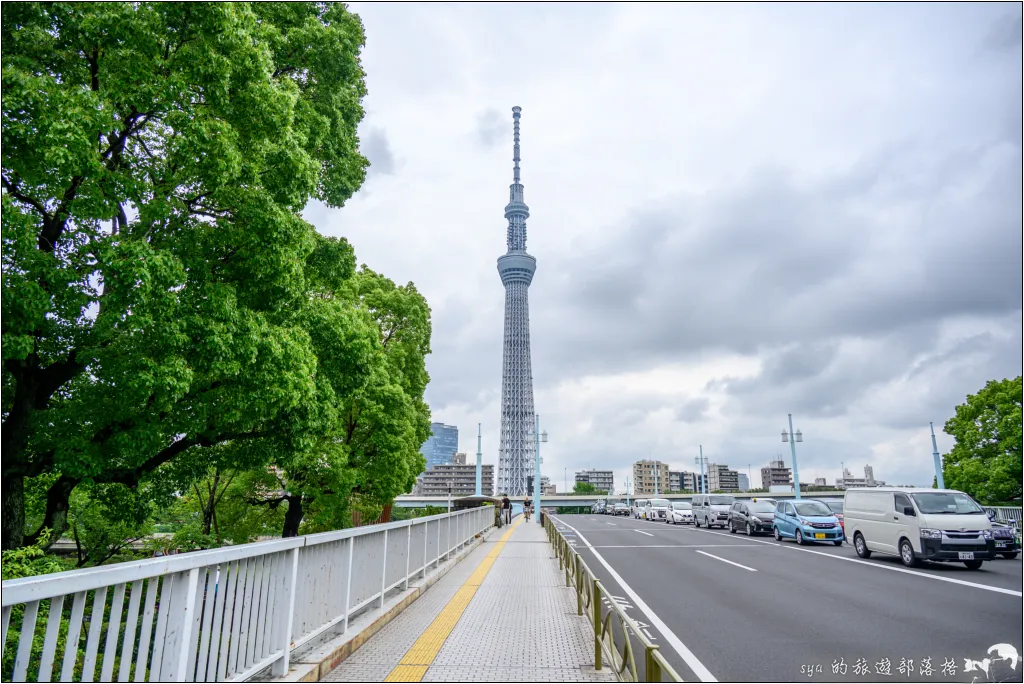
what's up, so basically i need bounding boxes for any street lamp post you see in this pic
[475,423,483,496]
[695,445,707,494]
[532,414,547,524]
[625,476,631,507]
[930,422,945,489]
[781,414,804,500]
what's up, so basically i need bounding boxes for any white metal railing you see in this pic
[991,506,1023,524]
[1,506,493,682]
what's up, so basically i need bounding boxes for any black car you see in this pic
[728,499,777,536]
[985,509,1021,559]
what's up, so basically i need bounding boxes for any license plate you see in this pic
[814,533,826,539]
[996,542,1007,548]
[958,552,974,560]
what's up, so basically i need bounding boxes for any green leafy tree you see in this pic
[1,2,370,549]
[261,265,432,536]
[942,376,1023,503]
[67,482,154,567]
[573,482,597,495]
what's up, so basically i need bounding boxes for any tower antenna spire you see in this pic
[512,105,522,183]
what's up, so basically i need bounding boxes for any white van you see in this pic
[843,487,995,569]
[644,498,670,521]
[632,499,649,518]
[693,493,736,528]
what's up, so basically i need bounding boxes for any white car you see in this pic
[632,499,649,518]
[644,498,670,521]
[667,501,694,524]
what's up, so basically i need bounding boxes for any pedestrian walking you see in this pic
[502,494,511,524]
[524,497,532,522]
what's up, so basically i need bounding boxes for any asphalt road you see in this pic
[552,514,1023,683]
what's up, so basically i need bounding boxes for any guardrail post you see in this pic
[593,579,602,671]
[173,568,201,682]
[343,537,354,633]
[272,548,300,676]
[575,555,583,615]
[379,529,389,609]
[645,645,662,682]
[422,520,429,578]
[404,522,413,590]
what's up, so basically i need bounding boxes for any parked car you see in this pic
[693,494,736,528]
[844,487,994,569]
[632,499,649,518]
[612,502,630,516]
[984,509,1021,559]
[668,501,694,524]
[773,499,844,546]
[643,498,670,521]
[823,500,845,540]
[728,499,776,535]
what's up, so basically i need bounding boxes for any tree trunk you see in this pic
[1,474,26,550]
[282,494,304,537]
[202,469,220,535]
[25,474,77,549]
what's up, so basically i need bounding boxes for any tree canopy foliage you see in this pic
[2,2,431,551]
[942,376,1023,504]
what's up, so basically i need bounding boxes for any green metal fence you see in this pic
[542,514,682,682]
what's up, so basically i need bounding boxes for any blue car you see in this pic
[773,499,844,546]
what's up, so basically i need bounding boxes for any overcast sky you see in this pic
[304,2,1023,494]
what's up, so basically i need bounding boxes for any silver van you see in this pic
[694,494,736,528]
[632,499,649,519]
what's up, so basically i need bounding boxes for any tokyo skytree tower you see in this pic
[496,106,537,496]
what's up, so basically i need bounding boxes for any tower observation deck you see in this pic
[496,106,537,496]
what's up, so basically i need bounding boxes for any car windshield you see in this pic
[794,502,833,517]
[672,502,692,510]
[825,501,843,513]
[709,496,735,505]
[912,492,984,515]
[748,502,775,512]
[651,499,669,507]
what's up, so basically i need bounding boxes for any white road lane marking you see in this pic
[593,544,765,549]
[696,550,758,572]
[554,516,718,683]
[606,522,617,526]
[687,523,1023,597]
[634,529,655,537]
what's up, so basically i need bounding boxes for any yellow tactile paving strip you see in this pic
[383,516,524,682]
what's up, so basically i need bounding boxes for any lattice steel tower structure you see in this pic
[496,106,537,496]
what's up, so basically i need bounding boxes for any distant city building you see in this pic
[575,469,614,493]
[836,466,886,489]
[668,471,683,492]
[419,422,459,471]
[737,473,750,492]
[681,471,706,493]
[633,460,670,495]
[452,452,467,465]
[814,477,827,486]
[761,459,793,489]
[707,463,740,492]
[416,461,494,497]
[526,474,551,496]
[542,483,557,495]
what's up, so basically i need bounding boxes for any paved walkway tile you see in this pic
[322,518,615,683]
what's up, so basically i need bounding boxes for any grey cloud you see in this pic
[362,128,396,177]
[475,109,507,148]
[675,398,710,423]
[984,12,1023,53]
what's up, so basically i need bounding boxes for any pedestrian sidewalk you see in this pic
[321,516,615,682]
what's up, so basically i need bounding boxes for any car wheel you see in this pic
[773,526,782,541]
[729,522,736,534]
[854,533,871,558]
[795,529,805,545]
[963,559,983,570]
[695,517,701,528]
[746,523,753,536]
[899,539,917,567]
[1002,552,1019,560]
[833,540,843,546]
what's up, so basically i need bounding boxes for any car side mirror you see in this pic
[903,506,916,517]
